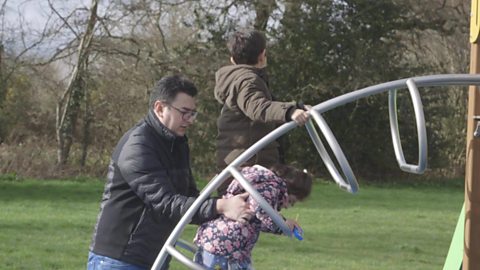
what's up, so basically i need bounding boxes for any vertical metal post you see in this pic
[464,1,480,269]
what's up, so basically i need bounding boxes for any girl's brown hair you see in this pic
[269,164,313,201]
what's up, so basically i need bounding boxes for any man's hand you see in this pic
[216,192,254,223]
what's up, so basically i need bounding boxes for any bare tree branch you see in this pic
[47,0,80,40]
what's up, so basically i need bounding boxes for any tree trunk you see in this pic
[80,69,92,167]
[56,0,98,166]
[0,42,3,100]
[253,0,276,31]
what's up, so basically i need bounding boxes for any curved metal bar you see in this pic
[311,74,480,114]
[175,238,198,254]
[152,74,480,270]
[311,111,358,193]
[165,246,206,270]
[228,167,292,236]
[305,121,345,188]
[389,79,428,174]
[151,171,233,270]
[306,111,359,193]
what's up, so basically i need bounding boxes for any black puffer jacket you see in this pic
[89,110,218,268]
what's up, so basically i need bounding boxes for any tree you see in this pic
[55,0,99,166]
[0,0,472,180]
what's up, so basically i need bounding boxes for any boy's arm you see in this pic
[237,83,297,123]
[237,85,310,125]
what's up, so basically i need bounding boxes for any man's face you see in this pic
[154,92,197,137]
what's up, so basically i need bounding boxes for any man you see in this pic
[215,29,310,194]
[88,75,252,270]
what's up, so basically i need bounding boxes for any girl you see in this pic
[193,164,313,270]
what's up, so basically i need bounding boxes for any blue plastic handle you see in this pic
[293,227,303,241]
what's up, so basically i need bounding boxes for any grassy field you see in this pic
[0,177,464,270]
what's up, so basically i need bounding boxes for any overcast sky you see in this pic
[2,0,98,58]
[5,0,93,28]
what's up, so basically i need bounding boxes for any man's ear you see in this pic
[153,100,166,118]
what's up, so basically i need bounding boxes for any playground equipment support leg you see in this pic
[464,8,480,268]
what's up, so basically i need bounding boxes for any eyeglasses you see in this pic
[168,104,198,121]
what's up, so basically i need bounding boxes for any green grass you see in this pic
[0,178,464,270]
[0,179,104,270]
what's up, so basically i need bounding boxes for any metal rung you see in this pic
[165,245,205,270]
[305,113,359,193]
[175,239,198,254]
[388,78,427,174]
[228,167,292,236]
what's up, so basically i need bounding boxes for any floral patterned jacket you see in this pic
[193,165,289,264]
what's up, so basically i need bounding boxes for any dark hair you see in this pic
[149,74,198,108]
[227,29,267,65]
[270,164,313,201]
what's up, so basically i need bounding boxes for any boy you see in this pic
[214,29,310,194]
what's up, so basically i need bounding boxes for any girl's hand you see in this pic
[286,219,304,240]
[285,219,301,231]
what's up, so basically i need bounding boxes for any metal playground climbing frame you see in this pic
[152,74,480,270]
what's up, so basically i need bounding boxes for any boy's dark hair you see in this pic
[270,164,313,201]
[227,29,267,65]
[149,74,198,108]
